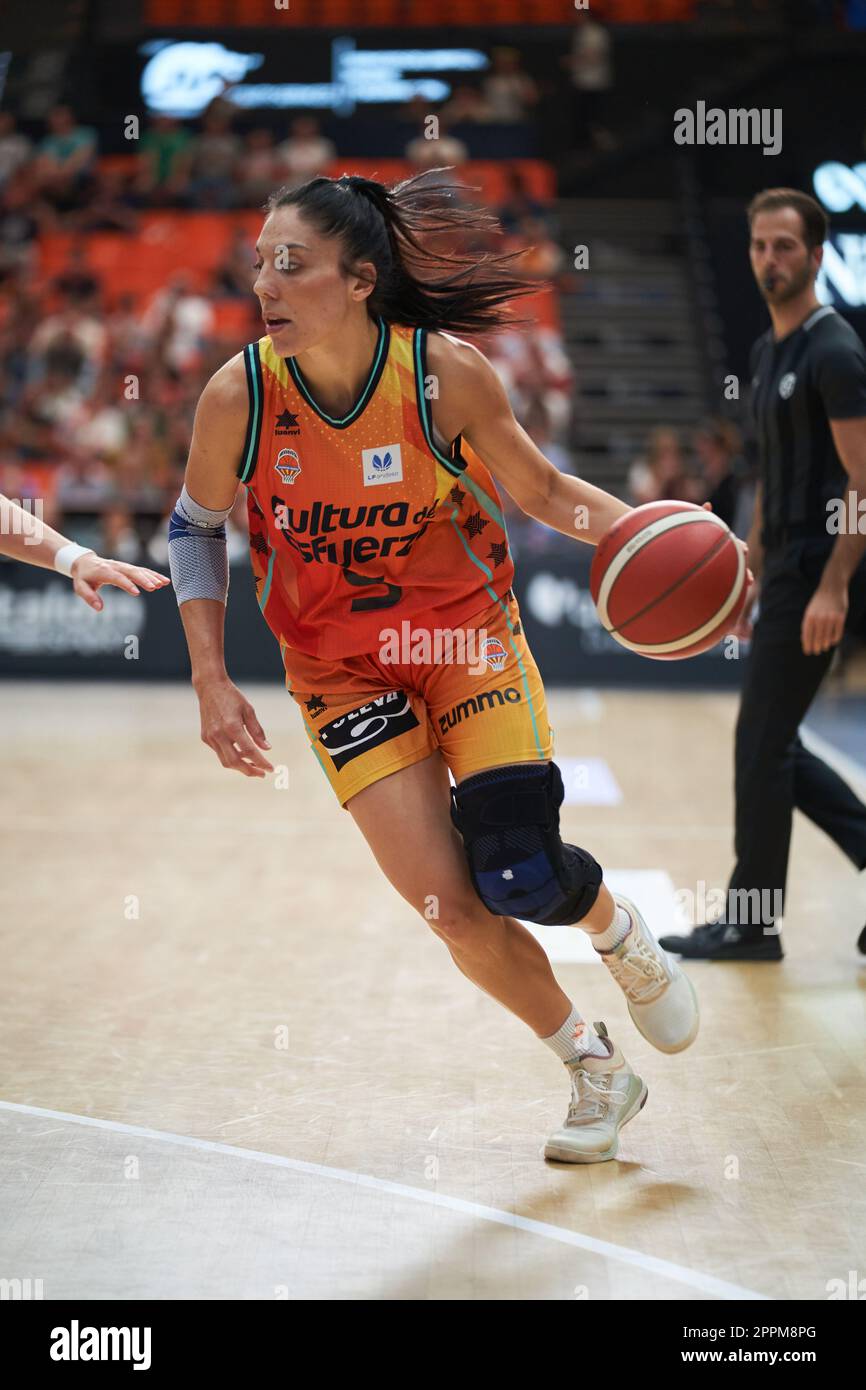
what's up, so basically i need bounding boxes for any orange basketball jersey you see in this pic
[236,317,516,667]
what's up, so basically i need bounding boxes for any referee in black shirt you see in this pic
[660,188,866,961]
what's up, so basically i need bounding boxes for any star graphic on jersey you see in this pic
[250,532,269,556]
[448,484,466,509]
[463,511,489,539]
[486,541,508,567]
[305,694,327,718]
[505,588,514,602]
[275,409,299,431]
[512,621,522,636]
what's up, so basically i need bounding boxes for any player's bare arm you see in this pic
[174,353,274,779]
[427,332,630,542]
[801,416,866,654]
[0,492,168,610]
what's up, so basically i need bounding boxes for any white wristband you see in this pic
[54,543,96,578]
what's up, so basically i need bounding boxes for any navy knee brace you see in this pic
[449,761,602,925]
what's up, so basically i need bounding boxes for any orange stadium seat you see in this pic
[211,300,261,341]
[143,0,693,22]
[38,161,556,306]
[36,161,560,333]
[97,155,139,179]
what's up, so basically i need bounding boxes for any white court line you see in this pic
[0,1099,767,1302]
[800,724,866,796]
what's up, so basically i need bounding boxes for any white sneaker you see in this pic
[601,895,699,1054]
[544,1022,647,1164]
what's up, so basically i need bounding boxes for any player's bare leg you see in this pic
[347,751,574,1035]
[349,752,697,1047]
[347,753,649,1161]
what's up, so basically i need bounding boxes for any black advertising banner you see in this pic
[0,549,744,689]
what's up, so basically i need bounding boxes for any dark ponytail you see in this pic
[265,168,544,335]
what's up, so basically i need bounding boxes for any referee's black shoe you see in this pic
[657,921,784,961]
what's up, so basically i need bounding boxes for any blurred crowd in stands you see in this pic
[0,14,750,571]
[0,83,589,565]
[626,419,756,538]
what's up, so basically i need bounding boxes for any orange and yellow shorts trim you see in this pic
[282,589,554,808]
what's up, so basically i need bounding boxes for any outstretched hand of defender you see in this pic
[71,552,170,611]
[196,675,274,778]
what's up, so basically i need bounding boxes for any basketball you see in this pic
[590,502,749,660]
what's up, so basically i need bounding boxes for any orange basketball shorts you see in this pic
[282,589,555,808]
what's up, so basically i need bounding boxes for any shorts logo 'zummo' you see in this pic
[438,686,521,734]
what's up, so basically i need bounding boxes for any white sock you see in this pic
[589,902,632,954]
[540,1004,611,1062]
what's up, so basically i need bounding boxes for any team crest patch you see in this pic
[481,635,508,672]
[274,448,302,484]
[362,443,403,486]
[778,372,797,399]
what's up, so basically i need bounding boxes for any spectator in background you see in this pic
[134,116,192,206]
[485,325,574,441]
[692,417,744,531]
[482,48,539,124]
[12,362,84,461]
[142,271,215,375]
[507,214,567,285]
[33,105,98,215]
[275,116,336,189]
[502,399,575,556]
[0,112,33,190]
[405,114,468,173]
[213,226,256,298]
[29,288,108,393]
[104,293,151,372]
[187,102,241,210]
[0,172,43,283]
[141,271,214,373]
[235,128,280,207]
[100,504,143,562]
[497,165,551,236]
[524,395,573,474]
[74,378,129,466]
[565,12,615,152]
[52,241,100,306]
[441,85,493,127]
[122,412,172,495]
[0,293,33,404]
[627,426,698,506]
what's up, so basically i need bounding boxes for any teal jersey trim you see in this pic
[238,341,264,483]
[480,585,547,759]
[413,327,466,477]
[286,316,389,428]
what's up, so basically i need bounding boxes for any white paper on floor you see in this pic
[521,868,681,963]
[447,755,620,807]
[557,756,622,806]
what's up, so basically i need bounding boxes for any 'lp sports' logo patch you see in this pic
[362,443,403,486]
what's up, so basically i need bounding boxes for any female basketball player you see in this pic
[169,170,702,1164]
[0,492,168,606]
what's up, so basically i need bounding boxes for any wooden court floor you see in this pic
[0,680,864,1301]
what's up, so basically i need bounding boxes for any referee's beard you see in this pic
[758,258,813,307]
